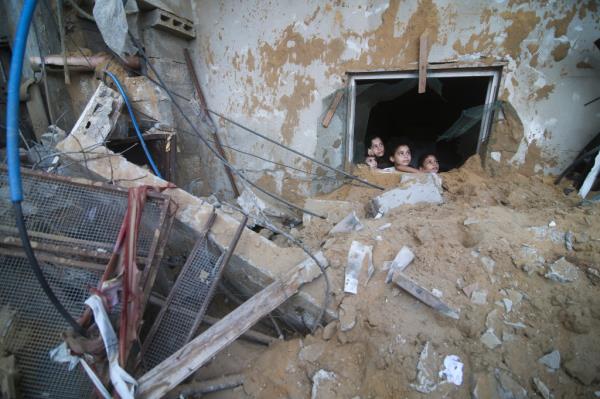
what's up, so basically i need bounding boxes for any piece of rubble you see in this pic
[329,211,364,234]
[564,230,574,251]
[338,300,357,332]
[532,377,553,399]
[471,290,488,305]
[502,298,513,313]
[586,267,600,284]
[432,288,443,298]
[368,173,443,217]
[344,241,373,294]
[303,199,358,225]
[538,350,560,371]
[544,257,579,283]
[385,246,415,283]
[495,369,527,399]
[505,289,523,307]
[311,369,337,399]
[462,283,479,298]
[411,342,438,393]
[322,321,338,341]
[480,329,502,349]
[299,342,326,363]
[479,256,496,273]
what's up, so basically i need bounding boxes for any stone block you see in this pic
[368,173,443,217]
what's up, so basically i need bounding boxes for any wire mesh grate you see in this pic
[0,170,163,256]
[0,254,101,399]
[142,238,222,369]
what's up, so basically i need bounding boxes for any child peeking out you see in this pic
[384,143,420,173]
[364,154,378,169]
[419,153,439,173]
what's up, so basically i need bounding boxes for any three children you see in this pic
[365,137,439,174]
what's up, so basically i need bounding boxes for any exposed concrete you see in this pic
[187,0,600,198]
[368,173,443,216]
[56,83,336,331]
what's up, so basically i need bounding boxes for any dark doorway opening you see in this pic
[351,72,499,172]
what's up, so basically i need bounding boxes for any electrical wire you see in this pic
[127,32,325,219]
[6,0,87,337]
[103,71,163,178]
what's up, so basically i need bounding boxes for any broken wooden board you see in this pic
[418,32,429,94]
[391,271,459,319]
[136,253,325,399]
[322,90,345,128]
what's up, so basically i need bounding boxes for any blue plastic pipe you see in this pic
[7,0,38,202]
[104,71,163,179]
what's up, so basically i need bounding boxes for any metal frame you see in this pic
[345,67,502,166]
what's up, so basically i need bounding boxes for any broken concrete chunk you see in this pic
[532,377,553,399]
[480,256,496,273]
[299,342,326,363]
[565,230,574,251]
[411,342,438,393]
[545,257,579,283]
[303,199,358,225]
[368,173,443,217]
[339,300,357,332]
[502,298,513,313]
[462,283,479,298]
[538,350,560,371]
[344,241,373,294]
[385,246,415,283]
[471,290,488,305]
[237,188,289,221]
[311,369,337,399]
[329,211,364,234]
[480,329,502,349]
[321,321,338,341]
[495,369,527,399]
[505,289,523,307]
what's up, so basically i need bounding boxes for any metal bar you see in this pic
[183,47,240,197]
[185,215,248,343]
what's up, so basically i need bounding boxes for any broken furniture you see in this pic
[0,168,173,398]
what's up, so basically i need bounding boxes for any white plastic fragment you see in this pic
[439,355,463,386]
[344,241,373,294]
[385,246,415,283]
[85,295,137,399]
[548,220,557,227]
[432,288,443,298]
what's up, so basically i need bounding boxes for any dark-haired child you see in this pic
[383,143,420,173]
[418,153,439,173]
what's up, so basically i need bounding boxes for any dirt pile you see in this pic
[204,156,600,398]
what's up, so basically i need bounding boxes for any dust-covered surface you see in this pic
[197,155,600,399]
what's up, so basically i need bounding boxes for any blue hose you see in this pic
[7,0,38,202]
[104,71,163,179]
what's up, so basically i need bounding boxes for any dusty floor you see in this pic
[197,156,600,399]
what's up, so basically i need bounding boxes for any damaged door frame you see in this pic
[345,66,503,166]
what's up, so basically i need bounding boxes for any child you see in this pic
[364,154,378,169]
[418,153,439,173]
[367,136,390,168]
[384,143,420,173]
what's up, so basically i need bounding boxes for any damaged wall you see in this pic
[188,0,599,199]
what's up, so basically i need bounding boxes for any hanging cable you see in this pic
[6,0,87,336]
[104,71,163,178]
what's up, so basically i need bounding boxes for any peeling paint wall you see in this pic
[190,0,600,199]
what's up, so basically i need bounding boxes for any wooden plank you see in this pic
[390,271,458,319]
[418,32,429,94]
[321,90,345,128]
[136,257,323,399]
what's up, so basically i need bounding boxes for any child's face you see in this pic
[420,155,439,173]
[369,138,385,157]
[390,145,411,166]
[365,156,377,168]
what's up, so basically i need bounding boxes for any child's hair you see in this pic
[390,142,411,155]
[418,153,437,167]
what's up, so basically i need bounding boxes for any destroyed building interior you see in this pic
[1,0,600,398]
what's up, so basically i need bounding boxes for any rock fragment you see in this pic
[538,350,560,371]
[545,257,579,283]
[480,329,502,349]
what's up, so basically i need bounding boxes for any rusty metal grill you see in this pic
[142,237,222,370]
[0,254,98,398]
[0,170,163,256]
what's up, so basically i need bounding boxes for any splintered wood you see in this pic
[136,255,325,399]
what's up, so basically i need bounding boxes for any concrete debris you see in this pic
[564,230,574,251]
[471,290,488,305]
[462,282,479,298]
[527,226,564,244]
[311,369,337,399]
[586,267,600,284]
[377,222,392,231]
[479,255,496,273]
[438,355,463,386]
[495,369,528,399]
[321,321,338,341]
[516,245,546,276]
[503,320,527,329]
[431,288,443,298]
[299,342,326,363]
[237,188,288,220]
[368,173,443,217]
[463,217,480,225]
[93,0,136,57]
[385,246,415,283]
[548,220,556,227]
[538,350,560,371]
[505,289,524,307]
[329,211,364,234]
[544,257,579,283]
[480,329,502,349]
[502,298,513,313]
[303,199,358,225]
[344,241,373,294]
[532,377,553,399]
[411,342,438,393]
[338,298,357,332]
